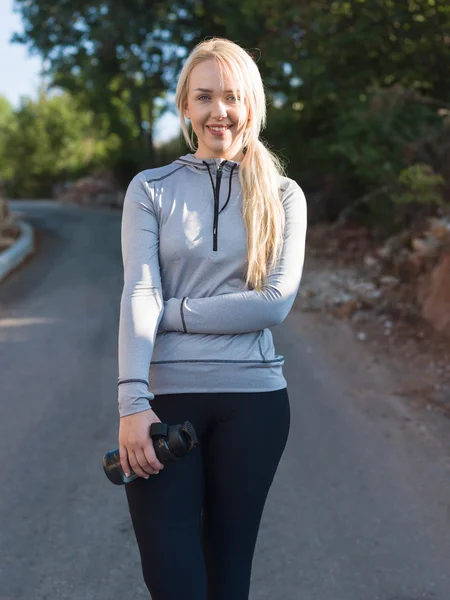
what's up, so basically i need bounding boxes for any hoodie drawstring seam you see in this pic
[203,161,216,198]
[219,163,236,214]
[203,161,235,214]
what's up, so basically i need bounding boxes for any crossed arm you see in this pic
[158,180,307,335]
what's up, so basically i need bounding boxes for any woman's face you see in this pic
[184,59,249,162]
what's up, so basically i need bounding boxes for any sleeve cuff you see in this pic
[118,380,155,418]
[163,297,187,332]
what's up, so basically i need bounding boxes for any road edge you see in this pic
[0,220,35,283]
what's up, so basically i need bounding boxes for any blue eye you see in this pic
[197,95,240,101]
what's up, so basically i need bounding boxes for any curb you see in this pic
[0,220,35,283]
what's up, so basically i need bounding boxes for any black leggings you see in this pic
[124,388,291,600]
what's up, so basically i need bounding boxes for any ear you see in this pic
[184,101,191,120]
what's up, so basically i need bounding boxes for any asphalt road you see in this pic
[1,201,450,600]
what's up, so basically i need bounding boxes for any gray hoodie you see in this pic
[117,153,307,417]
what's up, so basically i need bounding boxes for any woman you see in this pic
[117,37,307,599]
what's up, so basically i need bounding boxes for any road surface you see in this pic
[1,200,450,599]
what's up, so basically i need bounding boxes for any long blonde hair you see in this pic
[175,37,286,291]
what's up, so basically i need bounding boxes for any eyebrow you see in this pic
[193,88,240,93]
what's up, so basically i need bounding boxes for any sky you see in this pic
[0,0,180,143]
[0,1,42,107]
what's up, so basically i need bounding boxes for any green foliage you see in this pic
[0,96,13,127]
[11,0,187,171]
[155,133,190,168]
[8,0,450,221]
[0,97,15,182]
[0,92,120,197]
[393,163,445,205]
[329,85,443,187]
[243,0,450,219]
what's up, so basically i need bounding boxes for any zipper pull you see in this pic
[217,161,225,180]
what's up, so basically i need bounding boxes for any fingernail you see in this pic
[144,475,149,479]
[124,472,130,477]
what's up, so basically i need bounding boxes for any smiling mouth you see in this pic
[206,125,232,132]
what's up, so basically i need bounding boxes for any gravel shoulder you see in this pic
[294,250,450,461]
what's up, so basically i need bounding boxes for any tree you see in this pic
[12,0,189,173]
[1,91,119,198]
[11,0,450,218]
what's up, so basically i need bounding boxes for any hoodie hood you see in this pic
[174,153,241,175]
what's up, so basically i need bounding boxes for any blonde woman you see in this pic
[117,37,307,599]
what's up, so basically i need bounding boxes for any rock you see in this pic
[330,291,354,305]
[349,280,377,293]
[411,235,441,257]
[56,169,123,207]
[0,197,10,222]
[0,236,18,251]
[364,255,379,268]
[392,248,422,280]
[333,299,358,319]
[377,233,407,260]
[380,275,400,287]
[0,195,21,248]
[428,217,450,243]
[420,250,450,337]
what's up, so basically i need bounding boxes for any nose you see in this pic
[211,99,227,120]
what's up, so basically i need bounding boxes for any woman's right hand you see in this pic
[119,408,165,478]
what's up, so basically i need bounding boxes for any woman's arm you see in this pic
[117,173,164,418]
[158,180,307,335]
